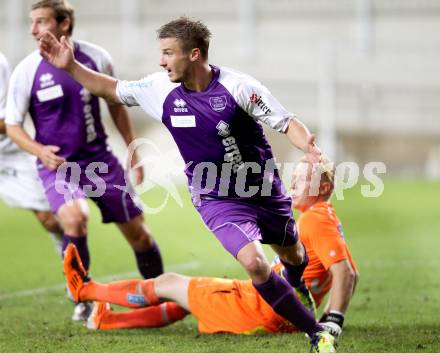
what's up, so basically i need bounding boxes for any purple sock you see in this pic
[62,234,90,270]
[253,270,322,337]
[280,249,309,287]
[134,242,164,279]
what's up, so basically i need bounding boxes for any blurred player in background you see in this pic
[36,16,336,352]
[5,0,164,320]
[274,157,359,338]
[64,243,336,353]
[0,51,63,255]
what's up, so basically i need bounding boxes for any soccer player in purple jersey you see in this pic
[1,51,64,256]
[5,0,164,320]
[36,16,336,352]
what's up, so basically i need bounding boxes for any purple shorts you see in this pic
[196,195,298,258]
[38,152,143,223]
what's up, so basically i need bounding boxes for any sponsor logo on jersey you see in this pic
[209,95,227,112]
[216,120,244,173]
[173,98,188,113]
[80,88,97,143]
[249,93,272,115]
[39,73,55,88]
[216,120,231,137]
[36,85,64,102]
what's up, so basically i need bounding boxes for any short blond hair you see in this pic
[316,156,335,186]
[32,0,75,36]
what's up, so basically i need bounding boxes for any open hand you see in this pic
[38,145,66,170]
[305,134,322,164]
[38,32,74,70]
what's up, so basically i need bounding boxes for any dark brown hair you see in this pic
[32,0,75,36]
[157,17,211,59]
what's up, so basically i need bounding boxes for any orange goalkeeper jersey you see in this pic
[299,201,357,307]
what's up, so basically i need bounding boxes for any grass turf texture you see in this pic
[0,179,439,353]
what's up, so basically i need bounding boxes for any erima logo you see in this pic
[249,93,272,115]
[39,73,54,88]
[173,98,188,113]
[174,99,186,108]
[217,120,244,173]
[40,73,53,82]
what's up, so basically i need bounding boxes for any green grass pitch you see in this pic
[0,179,439,353]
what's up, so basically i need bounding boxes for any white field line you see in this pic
[0,260,200,302]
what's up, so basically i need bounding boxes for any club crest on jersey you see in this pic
[249,93,272,115]
[209,95,227,112]
[39,73,55,88]
[173,98,188,112]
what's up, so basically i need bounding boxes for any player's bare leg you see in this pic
[58,198,90,268]
[58,199,92,321]
[33,210,63,255]
[117,214,164,279]
[154,272,191,310]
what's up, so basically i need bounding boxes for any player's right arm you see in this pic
[38,32,119,104]
[6,126,65,170]
[5,54,65,170]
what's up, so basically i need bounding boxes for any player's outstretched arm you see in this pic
[38,31,119,104]
[319,259,358,338]
[286,119,321,163]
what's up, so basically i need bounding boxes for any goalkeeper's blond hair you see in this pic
[298,155,335,199]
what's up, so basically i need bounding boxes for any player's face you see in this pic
[290,161,321,212]
[159,38,192,83]
[30,8,67,42]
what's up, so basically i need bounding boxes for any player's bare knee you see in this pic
[154,272,182,293]
[242,256,270,279]
[346,267,357,285]
[119,216,154,251]
[279,242,305,266]
[128,228,153,251]
[58,207,88,235]
[35,211,62,233]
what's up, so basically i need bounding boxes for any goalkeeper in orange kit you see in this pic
[63,157,356,350]
[278,156,359,338]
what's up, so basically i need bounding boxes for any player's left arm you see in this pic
[285,119,321,163]
[318,259,358,338]
[107,102,143,185]
[326,259,357,313]
[234,76,321,162]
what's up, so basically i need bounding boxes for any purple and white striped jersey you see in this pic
[6,40,114,162]
[116,65,295,200]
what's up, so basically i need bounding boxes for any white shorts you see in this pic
[0,153,50,211]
